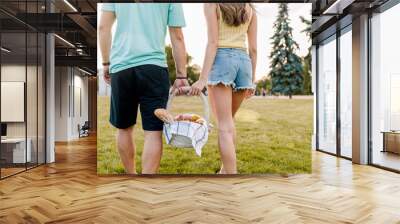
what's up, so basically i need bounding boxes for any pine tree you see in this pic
[300,16,312,95]
[269,4,303,99]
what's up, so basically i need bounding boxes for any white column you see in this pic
[46,33,55,163]
[352,14,369,164]
[312,45,317,151]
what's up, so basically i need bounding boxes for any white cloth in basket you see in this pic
[164,120,208,156]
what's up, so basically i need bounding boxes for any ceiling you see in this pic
[0,0,97,75]
[309,0,390,42]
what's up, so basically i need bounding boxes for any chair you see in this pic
[78,121,90,138]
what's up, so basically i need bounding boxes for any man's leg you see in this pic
[109,67,139,175]
[117,126,136,174]
[137,65,170,174]
[141,131,163,174]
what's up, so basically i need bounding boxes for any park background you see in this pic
[97,3,313,174]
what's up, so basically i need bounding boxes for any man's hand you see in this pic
[172,77,190,95]
[245,88,255,99]
[103,65,111,85]
[189,78,207,96]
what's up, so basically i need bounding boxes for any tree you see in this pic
[269,4,303,99]
[165,45,200,85]
[165,45,177,83]
[255,76,271,95]
[300,16,312,95]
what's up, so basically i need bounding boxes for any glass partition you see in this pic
[317,35,337,154]
[1,31,28,178]
[339,27,352,158]
[38,32,45,165]
[0,1,46,179]
[371,4,400,171]
[27,31,38,169]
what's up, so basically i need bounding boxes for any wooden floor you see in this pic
[0,136,400,224]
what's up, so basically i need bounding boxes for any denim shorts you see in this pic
[208,48,254,91]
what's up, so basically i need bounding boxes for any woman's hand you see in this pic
[172,78,190,95]
[103,65,111,85]
[189,77,207,96]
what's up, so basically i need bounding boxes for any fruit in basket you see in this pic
[190,114,201,122]
[174,114,193,121]
[194,118,206,125]
[174,114,184,121]
[182,114,194,121]
[174,114,205,124]
[154,109,174,124]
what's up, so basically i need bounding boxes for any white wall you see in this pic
[1,65,26,142]
[1,65,37,139]
[54,67,89,141]
[55,67,69,141]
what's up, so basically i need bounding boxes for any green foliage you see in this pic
[165,45,176,82]
[255,76,271,94]
[302,54,312,95]
[165,45,200,85]
[300,16,312,95]
[269,4,304,98]
[300,16,311,40]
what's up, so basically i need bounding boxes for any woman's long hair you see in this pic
[217,3,253,27]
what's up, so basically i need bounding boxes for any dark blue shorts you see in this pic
[110,65,170,131]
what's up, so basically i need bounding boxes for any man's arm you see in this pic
[169,27,189,94]
[98,11,116,84]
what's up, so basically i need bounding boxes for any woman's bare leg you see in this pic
[232,90,247,117]
[218,90,247,174]
[208,84,237,174]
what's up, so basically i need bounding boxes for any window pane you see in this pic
[371,4,400,171]
[318,36,337,154]
[27,31,38,169]
[38,32,45,165]
[1,30,28,177]
[340,28,352,158]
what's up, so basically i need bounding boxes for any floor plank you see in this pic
[0,135,399,224]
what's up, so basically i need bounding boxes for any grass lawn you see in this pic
[97,95,313,174]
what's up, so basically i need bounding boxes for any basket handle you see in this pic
[167,86,210,123]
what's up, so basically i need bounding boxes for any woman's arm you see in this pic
[247,10,258,84]
[98,11,116,84]
[189,3,219,96]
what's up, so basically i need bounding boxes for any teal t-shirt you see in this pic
[102,3,186,73]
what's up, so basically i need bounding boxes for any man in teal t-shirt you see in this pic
[99,3,189,174]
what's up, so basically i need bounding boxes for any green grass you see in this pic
[97,96,313,174]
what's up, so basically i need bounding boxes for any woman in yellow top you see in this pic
[191,3,257,174]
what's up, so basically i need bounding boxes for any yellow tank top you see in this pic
[217,6,252,50]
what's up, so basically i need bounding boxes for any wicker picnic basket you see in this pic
[163,88,210,156]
